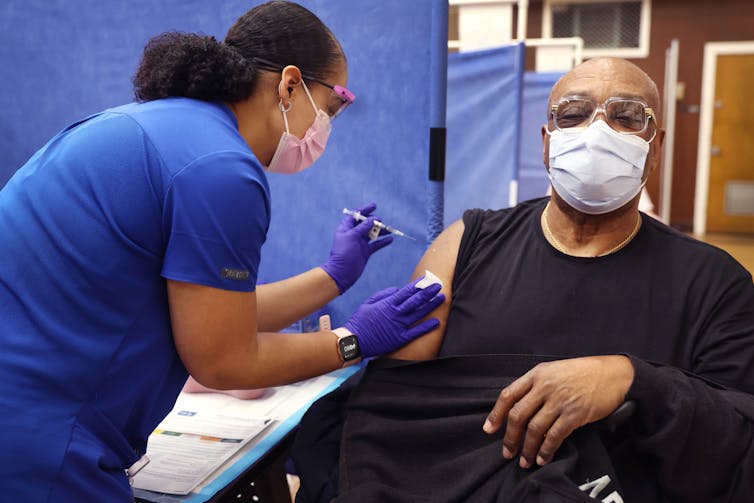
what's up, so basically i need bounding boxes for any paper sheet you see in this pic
[131,409,270,495]
[131,373,338,496]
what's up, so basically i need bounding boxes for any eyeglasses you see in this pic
[251,57,355,119]
[550,97,655,135]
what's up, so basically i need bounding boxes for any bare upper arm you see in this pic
[389,219,465,360]
[167,280,258,387]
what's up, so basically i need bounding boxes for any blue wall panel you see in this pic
[444,43,524,227]
[518,71,563,202]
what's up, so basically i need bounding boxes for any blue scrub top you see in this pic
[0,98,270,501]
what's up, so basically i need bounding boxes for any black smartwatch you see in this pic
[333,327,361,367]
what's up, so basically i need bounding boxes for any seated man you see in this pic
[293,58,754,503]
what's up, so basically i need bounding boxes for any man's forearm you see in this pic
[626,356,754,502]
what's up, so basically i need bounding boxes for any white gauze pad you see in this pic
[415,270,443,290]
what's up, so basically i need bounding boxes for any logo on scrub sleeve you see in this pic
[221,268,250,281]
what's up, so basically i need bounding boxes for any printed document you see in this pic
[131,373,337,495]
[131,408,270,495]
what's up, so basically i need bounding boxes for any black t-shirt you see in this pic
[293,199,754,503]
[442,198,754,394]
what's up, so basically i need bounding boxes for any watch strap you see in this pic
[332,327,353,339]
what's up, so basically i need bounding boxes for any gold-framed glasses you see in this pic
[550,97,655,135]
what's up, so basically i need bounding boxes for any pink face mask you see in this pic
[266,80,332,174]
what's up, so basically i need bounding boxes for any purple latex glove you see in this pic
[321,203,394,293]
[344,277,445,357]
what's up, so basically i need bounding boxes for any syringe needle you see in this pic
[386,227,416,240]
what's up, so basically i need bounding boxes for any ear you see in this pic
[541,124,550,172]
[277,65,303,102]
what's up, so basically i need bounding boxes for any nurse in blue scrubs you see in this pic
[0,1,444,500]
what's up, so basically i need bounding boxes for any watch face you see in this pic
[338,335,360,361]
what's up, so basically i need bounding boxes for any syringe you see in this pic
[342,208,416,240]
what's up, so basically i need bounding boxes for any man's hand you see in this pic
[482,355,634,468]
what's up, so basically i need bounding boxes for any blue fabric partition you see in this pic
[0,0,448,326]
[517,71,564,202]
[444,43,524,227]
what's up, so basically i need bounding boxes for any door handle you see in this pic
[711,145,722,157]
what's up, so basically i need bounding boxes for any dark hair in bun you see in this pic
[133,1,343,102]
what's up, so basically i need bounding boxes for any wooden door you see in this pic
[706,54,754,233]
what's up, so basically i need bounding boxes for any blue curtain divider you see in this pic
[444,43,524,227]
[444,45,566,225]
[517,70,564,202]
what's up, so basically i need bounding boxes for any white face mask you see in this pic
[547,120,651,215]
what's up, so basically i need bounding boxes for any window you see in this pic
[543,0,651,58]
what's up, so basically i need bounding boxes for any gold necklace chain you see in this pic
[541,202,642,257]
